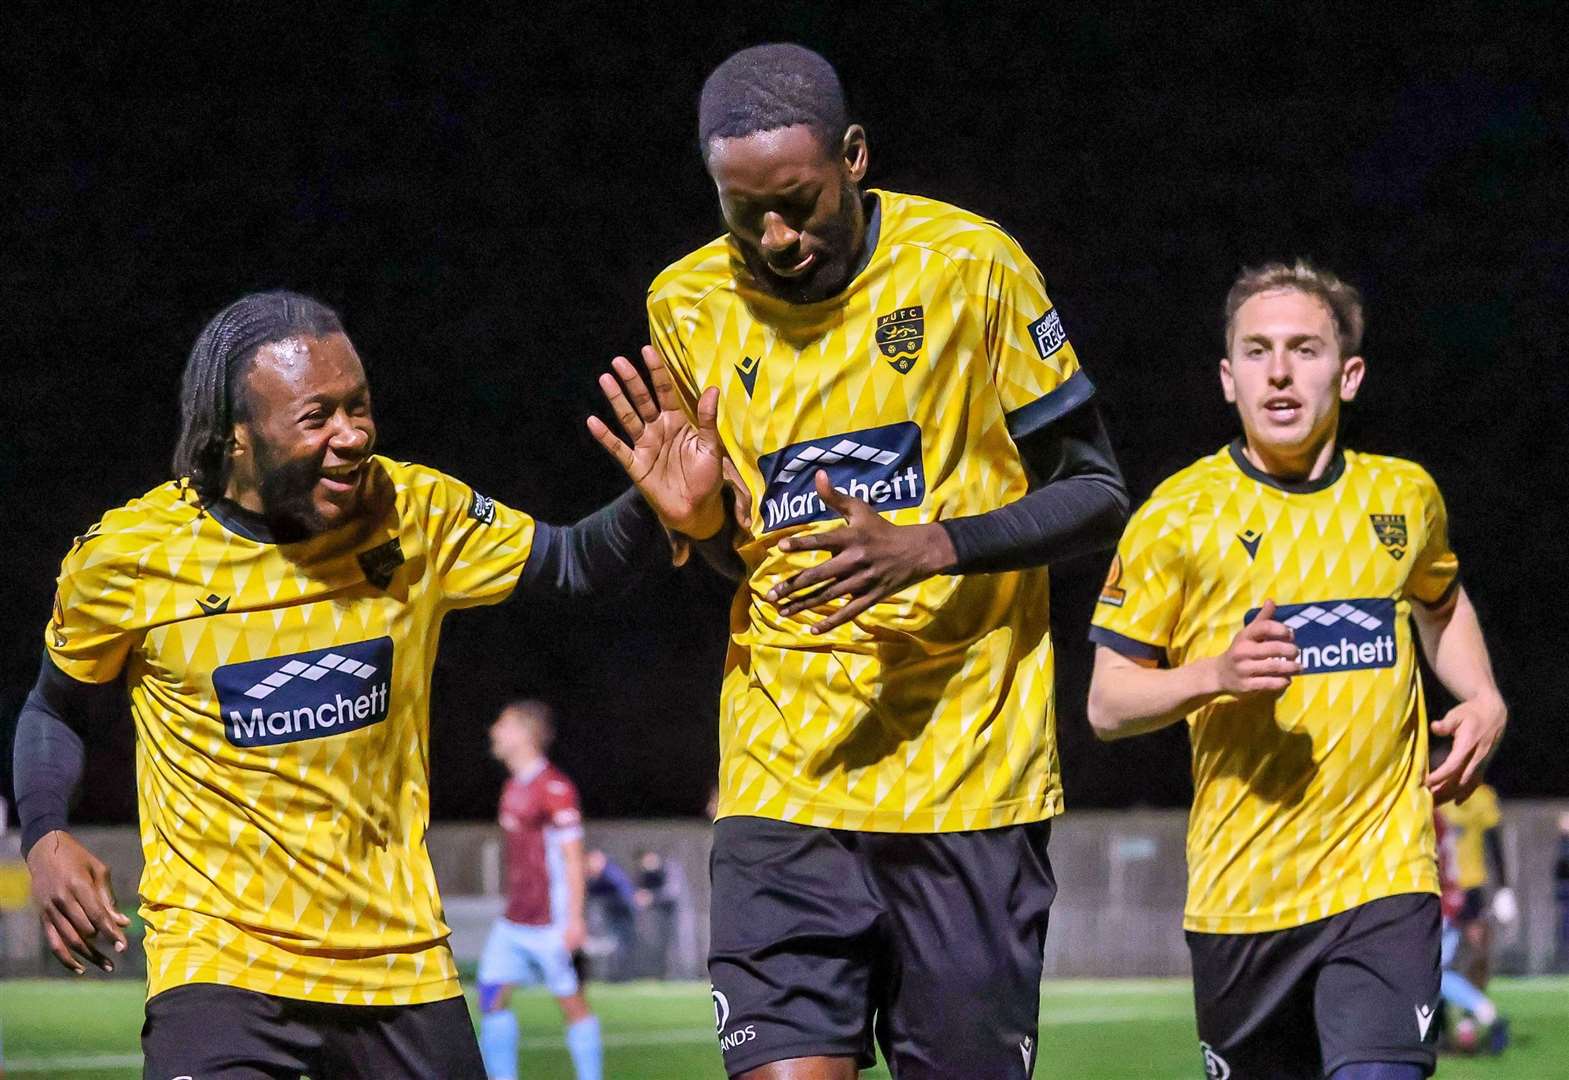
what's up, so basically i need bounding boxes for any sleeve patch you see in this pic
[469,490,496,524]
[1029,309,1068,359]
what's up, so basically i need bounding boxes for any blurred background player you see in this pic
[584,849,637,981]
[478,701,602,1080]
[11,292,677,1078]
[1088,261,1507,1079]
[589,42,1127,1079]
[1434,807,1509,1055]
[1434,772,1516,989]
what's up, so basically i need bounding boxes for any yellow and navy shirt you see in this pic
[648,189,1091,833]
[1438,783,1501,890]
[46,457,535,1003]
[1091,443,1459,933]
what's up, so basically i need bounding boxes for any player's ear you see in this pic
[1219,356,1237,404]
[1339,354,1366,402]
[841,124,868,183]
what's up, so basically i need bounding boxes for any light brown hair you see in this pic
[1224,260,1365,356]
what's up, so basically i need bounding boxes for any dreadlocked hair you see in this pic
[698,43,847,158]
[172,290,343,503]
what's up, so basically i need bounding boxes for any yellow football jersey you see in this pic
[47,457,535,1003]
[647,189,1092,833]
[1438,783,1501,890]
[1091,442,1458,933]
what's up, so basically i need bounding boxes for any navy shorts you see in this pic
[1187,893,1442,1079]
[141,983,486,1079]
[708,814,1056,1078]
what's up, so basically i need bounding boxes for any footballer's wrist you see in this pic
[911,521,958,576]
[677,497,729,542]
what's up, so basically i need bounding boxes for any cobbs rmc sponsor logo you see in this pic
[757,422,925,532]
[213,637,393,747]
[1244,599,1396,674]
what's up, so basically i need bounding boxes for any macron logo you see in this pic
[1245,599,1397,675]
[214,637,393,748]
[757,422,925,532]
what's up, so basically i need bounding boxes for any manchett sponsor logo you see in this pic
[213,637,393,747]
[1244,599,1397,674]
[757,422,925,533]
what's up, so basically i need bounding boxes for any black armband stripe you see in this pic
[1005,370,1095,440]
[1088,625,1168,666]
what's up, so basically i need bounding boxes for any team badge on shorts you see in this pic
[1369,513,1408,560]
[1200,1041,1231,1079]
[875,305,924,373]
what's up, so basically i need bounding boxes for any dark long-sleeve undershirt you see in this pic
[940,396,1128,574]
[14,659,119,856]
[516,486,670,598]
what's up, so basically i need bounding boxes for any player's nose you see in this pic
[329,414,373,453]
[760,211,800,255]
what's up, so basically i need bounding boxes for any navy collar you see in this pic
[1228,438,1346,494]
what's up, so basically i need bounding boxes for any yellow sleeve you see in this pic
[1088,492,1189,664]
[414,468,538,609]
[979,230,1093,437]
[46,521,143,684]
[1407,471,1460,606]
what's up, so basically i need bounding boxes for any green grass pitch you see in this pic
[0,977,1563,1077]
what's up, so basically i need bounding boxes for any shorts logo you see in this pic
[1020,1034,1035,1073]
[1246,598,1397,674]
[1370,513,1408,560]
[1415,1003,1436,1040]
[1029,308,1068,359]
[757,422,925,532]
[1201,1042,1231,1079]
[470,490,497,524]
[875,305,924,374]
[213,637,393,747]
[713,988,758,1052]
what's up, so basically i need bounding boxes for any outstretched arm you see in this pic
[1087,599,1302,740]
[1414,586,1507,804]
[13,658,132,973]
[516,488,672,599]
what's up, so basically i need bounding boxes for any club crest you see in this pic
[1369,514,1408,560]
[875,305,924,374]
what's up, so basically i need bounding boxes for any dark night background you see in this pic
[3,4,1565,827]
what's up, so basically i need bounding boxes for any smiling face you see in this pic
[706,123,869,304]
[1220,288,1365,474]
[226,333,375,535]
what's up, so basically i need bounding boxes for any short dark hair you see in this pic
[699,43,847,156]
[172,290,343,502]
[1224,260,1365,356]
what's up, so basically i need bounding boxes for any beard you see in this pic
[251,437,335,539]
[742,179,864,305]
